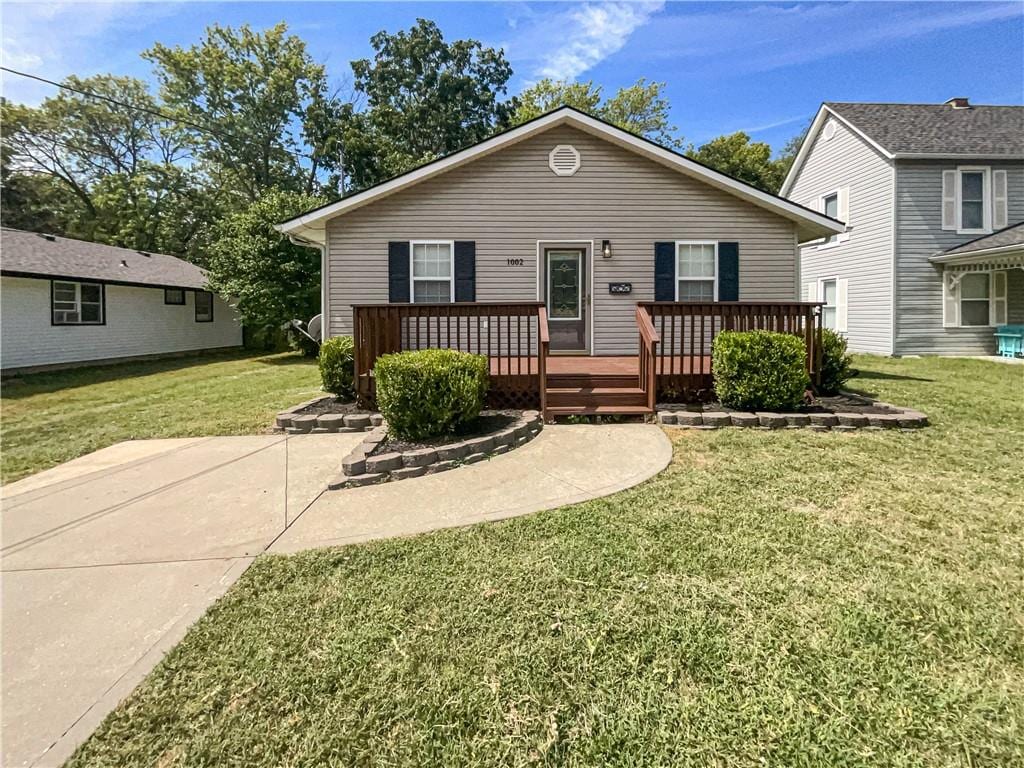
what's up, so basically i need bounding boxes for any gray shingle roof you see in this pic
[0,228,208,289]
[941,222,1024,256]
[825,102,1024,156]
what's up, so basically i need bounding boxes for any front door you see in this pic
[544,248,588,352]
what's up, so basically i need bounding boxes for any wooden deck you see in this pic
[490,355,711,377]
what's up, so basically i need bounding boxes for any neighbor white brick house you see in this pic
[1,229,242,373]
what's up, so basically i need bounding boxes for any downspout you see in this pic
[286,233,327,342]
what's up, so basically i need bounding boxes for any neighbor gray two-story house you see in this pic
[782,98,1024,356]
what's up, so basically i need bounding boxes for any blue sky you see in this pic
[2,1,1022,152]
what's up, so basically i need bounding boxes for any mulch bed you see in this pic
[375,410,520,454]
[291,397,372,417]
[658,392,900,416]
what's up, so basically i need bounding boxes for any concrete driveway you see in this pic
[1,433,362,768]
[1,424,671,767]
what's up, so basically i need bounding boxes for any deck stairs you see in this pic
[544,371,652,417]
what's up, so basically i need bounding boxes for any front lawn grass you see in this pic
[69,356,1023,767]
[1,350,320,484]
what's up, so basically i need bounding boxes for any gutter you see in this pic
[285,233,328,340]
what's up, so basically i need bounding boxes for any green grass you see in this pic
[69,356,1024,767]
[1,350,321,484]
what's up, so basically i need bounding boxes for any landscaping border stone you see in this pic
[657,395,928,433]
[328,410,544,490]
[274,396,383,434]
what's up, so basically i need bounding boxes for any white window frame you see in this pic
[819,277,839,330]
[51,279,104,325]
[674,240,718,302]
[943,269,1007,328]
[956,166,991,235]
[409,240,455,304]
[818,191,840,248]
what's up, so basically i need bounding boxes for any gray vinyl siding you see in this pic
[325,125,800,355]
[787,115,895,354]
[893,159,1024,355]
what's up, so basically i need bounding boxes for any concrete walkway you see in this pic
[1,424,670,767]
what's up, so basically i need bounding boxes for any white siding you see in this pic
[0,277,242,371]
[787,114,895,354]
[893,159,1024,355]
[325,125,801,355]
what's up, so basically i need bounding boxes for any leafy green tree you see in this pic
[687,132,788,193]
[0,79,207,253]
[512,77,682,148]
[145,23,343,201]
[206,189,325,332]
[342,19,515,189]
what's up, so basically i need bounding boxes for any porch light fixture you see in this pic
[602,239,612,259]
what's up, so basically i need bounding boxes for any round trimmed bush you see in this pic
[817,328,853,395]
[712,330,809,411]
[319,335,355,399]
[375,349,489,440]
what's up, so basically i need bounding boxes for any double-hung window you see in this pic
[411,241,454,303]
[675,242,717,301]
[820,279,838,330]
[52,280,103,325]
[821,193,839,244]
[944,167,992,234]
[959,170,987,232]
[958,273,991,326]
[164,288,185,305]
[194,291,214,322]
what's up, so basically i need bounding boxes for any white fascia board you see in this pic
[278,107,845,246]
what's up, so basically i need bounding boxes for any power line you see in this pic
[1,66,322,165]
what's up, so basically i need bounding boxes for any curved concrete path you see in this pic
[1,424,669,767]
[271,423,671,553]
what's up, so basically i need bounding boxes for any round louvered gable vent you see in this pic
[823,120,837,141]
[548,144,580,176]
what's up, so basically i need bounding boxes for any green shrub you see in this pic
[712,330,810,411]
[817,328,853,395]
[319,335,355,398]
[375,349,489,440]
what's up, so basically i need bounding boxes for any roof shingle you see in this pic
[825,102,1024,156]
[941,222,1024,256]
[0,229,208,289]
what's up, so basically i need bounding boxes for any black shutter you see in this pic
[453,241,476,302]
[388,241,410,303]
[654,242,675,301]
[718,242,739,301]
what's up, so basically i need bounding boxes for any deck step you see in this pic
[546,405,653,416]
[545,386,648,408]
[545,374,638,389]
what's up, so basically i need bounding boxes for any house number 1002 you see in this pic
[506,258,524,266]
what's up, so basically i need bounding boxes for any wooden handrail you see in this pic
[635,306,660,412]
[537,306,549,420]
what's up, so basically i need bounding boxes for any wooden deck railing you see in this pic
[352,302,549,409]
[638,301,824,398]
[635,306,660,411]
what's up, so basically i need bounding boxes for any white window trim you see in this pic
[52,279,104,325]
[818,277,838,331]
[409,239,455,304]
[943,268,1007,328]
[955,166,992,235]
[674,240,718,301]
[816,187,850,248]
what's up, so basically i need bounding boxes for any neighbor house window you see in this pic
[958,273,990,326]
[822,192,839,244]
[194,291,214,322]
[164,288,185,305]
[410,241,454,303]
[675,242,717,301]
[820,278,838,330]
[958,167,990,233]
[52,280,103,325]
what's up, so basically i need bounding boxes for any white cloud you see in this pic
[505,1,664,84]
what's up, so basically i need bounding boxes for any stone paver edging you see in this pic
[275,396,383,434]
[330,410,544,489]
[658,397,928,431]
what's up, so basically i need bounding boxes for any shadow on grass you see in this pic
[853,369,934,383]
[1,350,313,400]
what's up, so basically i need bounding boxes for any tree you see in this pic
[342,19,516,189]
[687,132,788,193]
[144,23,344,202]
[0,78,207,253]
[512,77,682,148]
[206,189,325,333]
[772,123,810,189]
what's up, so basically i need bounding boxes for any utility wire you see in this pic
[1,65,321,164]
